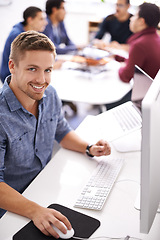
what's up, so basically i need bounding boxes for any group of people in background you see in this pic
[0,0,160,85]
[95,0,160,109]
[94,0,160,83]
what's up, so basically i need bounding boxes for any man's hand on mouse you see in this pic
[89,140,111,157]
[30,205,72,238]
[25,139,111,238]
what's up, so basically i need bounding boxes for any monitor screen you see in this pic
[140,69,160,233]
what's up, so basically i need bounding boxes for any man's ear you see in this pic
[139,17,146,27]
[126,4,130,10]
[51,7,57,14]
[9,59,16,74]
[26,16,33,26]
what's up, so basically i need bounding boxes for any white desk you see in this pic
[51,60,132,105]
[1,114,160,240]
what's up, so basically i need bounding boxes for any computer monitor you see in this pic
[140,69,160,233]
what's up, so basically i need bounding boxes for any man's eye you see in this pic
[45,69,52,73]
[28,68,36,72]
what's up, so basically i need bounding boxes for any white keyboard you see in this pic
[112,104,142,132]
[74,158,124,210]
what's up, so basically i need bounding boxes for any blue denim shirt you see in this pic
[43,17,77,54]
[0,77,72,217]
[0,22,24,82]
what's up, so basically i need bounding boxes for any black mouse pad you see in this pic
[13,203,101,240]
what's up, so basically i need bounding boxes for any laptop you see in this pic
[96,65,153,150]
[131,65,153,109]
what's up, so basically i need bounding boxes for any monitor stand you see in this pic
[134,189,160,213]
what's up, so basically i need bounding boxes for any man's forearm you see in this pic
[60,131,88,154]
[60,131,111,157]
[0,182,73,237]
[0,182,39,219]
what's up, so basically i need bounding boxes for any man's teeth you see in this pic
[31,85,43,89]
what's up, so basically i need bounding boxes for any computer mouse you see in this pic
[51,221,74,239]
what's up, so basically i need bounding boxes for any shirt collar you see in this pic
[2,76,47,112]
[127,27,157,44]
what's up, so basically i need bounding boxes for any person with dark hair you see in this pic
[43,0,83,113]
[119,2,160,82]
[43,0,79,54]
[93,0,133,51]
[0,30,111,238]
[0,6,47,83]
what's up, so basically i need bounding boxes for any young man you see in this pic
[93,0,133,51]
[119,2,160,82]
[0,31,111,238]
[43,0,78,54]
[0,6,47,83]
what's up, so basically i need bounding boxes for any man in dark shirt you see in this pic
[94,0,133,51]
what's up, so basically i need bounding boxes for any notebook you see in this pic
[13,204,100,240]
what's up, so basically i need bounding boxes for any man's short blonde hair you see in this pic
[9,30,56,65]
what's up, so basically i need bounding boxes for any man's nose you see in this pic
[36,71,46,84]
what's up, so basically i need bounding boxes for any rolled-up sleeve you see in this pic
[42,86,72,144]
[55,108,72,143]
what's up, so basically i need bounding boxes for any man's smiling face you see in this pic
[9,50,54,103]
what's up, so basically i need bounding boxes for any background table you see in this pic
[51,59,132,105]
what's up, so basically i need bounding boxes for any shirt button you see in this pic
[35,148,38,153]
